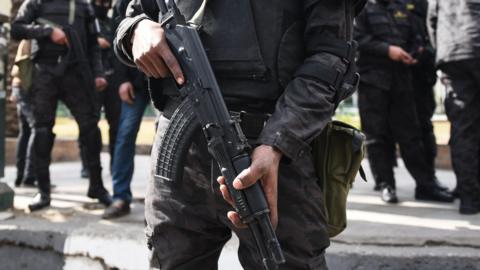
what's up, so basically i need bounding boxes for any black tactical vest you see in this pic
[33,0,96,61]
[356,0,415,75]
[364,0,413,49]
[144,0,361,106]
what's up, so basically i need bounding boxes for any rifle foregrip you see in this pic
[232,154,270,222]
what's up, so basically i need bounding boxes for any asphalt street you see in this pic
[0,154,479,269]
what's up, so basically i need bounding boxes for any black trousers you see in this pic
[15,96,36,184]
[412,73,438,174]
[30,63,105,195]
[441,59,480,198]
[146,112,329,270]
[79,73,121,170]
[358,73,435,189]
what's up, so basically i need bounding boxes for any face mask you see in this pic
[94,5,109,19]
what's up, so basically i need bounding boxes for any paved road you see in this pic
[1,154,479,269]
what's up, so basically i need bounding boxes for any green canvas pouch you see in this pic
[312,121,366,238]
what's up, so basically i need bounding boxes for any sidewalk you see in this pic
[0,154,479,269]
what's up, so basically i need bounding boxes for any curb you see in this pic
[4,138,152,165]
[0,222,149,270]
[326,242,480,270]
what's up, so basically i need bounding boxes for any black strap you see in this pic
[294,62,343,90]
[309,37,357,63]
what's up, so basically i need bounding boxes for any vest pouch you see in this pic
[312,121,366,238]
[199,0,268,80]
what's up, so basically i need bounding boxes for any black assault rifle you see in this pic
[153,1,285,269]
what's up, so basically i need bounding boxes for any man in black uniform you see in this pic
[404,0,448,191]
[115,0,364,268]
[11,0,112,211]
[428,0,480,214]
[10,40,37,187]
[79,0,121,178]
[355,0,452,203]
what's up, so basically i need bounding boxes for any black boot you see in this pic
[381,186,399,203]
[28,193,51,212]
[434,177,449,192]
[32,128,56,202]
[14,176,23,187]
[459,195,480,215]
[415,186,454,203]
[87,187,112,206]
[87,167,112,206]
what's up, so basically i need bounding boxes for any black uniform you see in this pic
[80,3,121,173]
[405,0,438,178]
[355,0,440,193]
[11,0,111,208]
[115,0,363,268]
[428,0,480,213]
[11,85,36,186]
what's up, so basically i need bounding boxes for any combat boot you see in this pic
[434,177,449,192]
[87,166,112,206]
[28,193,51,212]
[459,195,480,215]
[381,186,398,203]
[415,186,454,203]
[14,176,23,187]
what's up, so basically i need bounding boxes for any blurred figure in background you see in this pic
[11,0,112,211]
[355,0,453,203]
[428,0,480,214]
[102,0,150,219]
[79,0,121,178]
[405,0,448,191]
[10,39,37,187]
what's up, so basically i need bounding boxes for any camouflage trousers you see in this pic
[442,59,480,198]
[145,114,330,270]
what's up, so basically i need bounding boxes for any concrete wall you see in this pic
[0,2,11,16]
